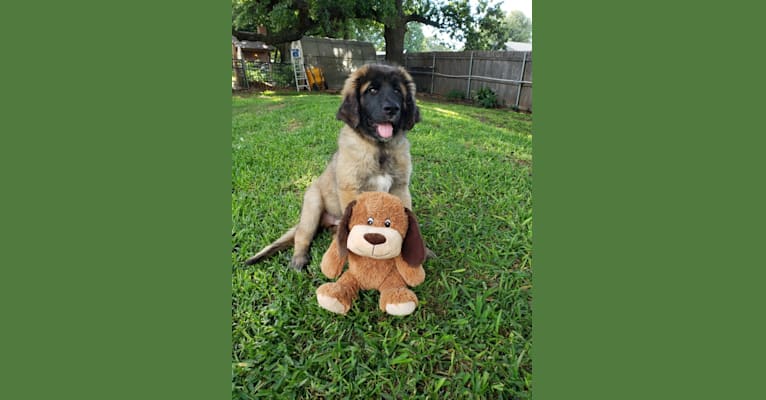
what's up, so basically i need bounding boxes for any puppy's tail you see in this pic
[244,226,297,265]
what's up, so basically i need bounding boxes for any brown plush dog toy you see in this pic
[316,192,426,316]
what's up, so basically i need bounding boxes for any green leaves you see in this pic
[475,86,499,108]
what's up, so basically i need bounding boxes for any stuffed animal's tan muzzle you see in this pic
[346,225,403,259]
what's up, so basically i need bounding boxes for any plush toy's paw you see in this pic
[380,287,418,316]
[317,293,348,314]
[385,301,417,316]
[316,283,351,315]
[320,257,341,279]
[320,245,344,278]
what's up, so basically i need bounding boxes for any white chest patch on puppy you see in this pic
[368,174,393,192]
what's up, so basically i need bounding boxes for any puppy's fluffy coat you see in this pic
[245,64,421,270]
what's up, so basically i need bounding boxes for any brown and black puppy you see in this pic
[245,64,421,271]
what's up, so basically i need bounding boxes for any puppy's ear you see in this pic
[401,207,426,266]
[402,90,421,131]
[336,91,360,128]
[336,200,357,258]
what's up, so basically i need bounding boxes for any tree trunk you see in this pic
[278,43,290,64]
[383,0,406,65]
[384,23,406,66]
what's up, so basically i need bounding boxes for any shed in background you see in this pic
[291,37,377,89]
[232,36,273,62]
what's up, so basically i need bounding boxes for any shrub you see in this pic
[446,89,466,101]
[245,68,266,83]
[475,86,499,108]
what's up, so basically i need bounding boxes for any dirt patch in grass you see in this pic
[287,119,301,131]
[266,103,286,111]
[417,92,473,107]
[233,87,339,97]
[514,157,532,168]
[417,92,532,114]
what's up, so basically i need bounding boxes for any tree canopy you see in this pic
[463,2,531,50]
[231,0,530,63]
[463,0,508,50]
[233,0,443,63]
[506,10,532,43]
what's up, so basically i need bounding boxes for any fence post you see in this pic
[514,52,528,110]
[466,51,474,98]
[430,53,436,94]
[242,60,249,89]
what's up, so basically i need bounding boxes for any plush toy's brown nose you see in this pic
[364,233,386,245]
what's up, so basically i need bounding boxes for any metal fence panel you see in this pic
[231,60,295,90]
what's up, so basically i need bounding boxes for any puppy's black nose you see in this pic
[364,233,386,245]
[383,104,400,116]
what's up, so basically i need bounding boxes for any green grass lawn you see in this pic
[232,91,532,399]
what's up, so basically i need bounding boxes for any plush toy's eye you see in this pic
[384,219,391,227]
[367,217,374,225]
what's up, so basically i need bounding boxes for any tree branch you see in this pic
[232,0,315,45]
[233,28,308,45]
[406,13,442,29]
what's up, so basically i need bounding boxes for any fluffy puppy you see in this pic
[245,64,421,271]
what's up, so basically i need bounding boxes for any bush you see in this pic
[475,86,499,108]
[446,89,466,101]
[245,68,266,83]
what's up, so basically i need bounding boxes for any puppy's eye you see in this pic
[367,217,374,225]
[393,87,401,93]
[367,87,378,95]
[384,219,391,227]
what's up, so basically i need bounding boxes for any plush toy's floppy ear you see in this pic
[402,91,421,132]
[336,200,357,258]
[401,207,426,266]
[336,91,360,128]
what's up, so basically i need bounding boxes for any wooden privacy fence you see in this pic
[404,51,532,112]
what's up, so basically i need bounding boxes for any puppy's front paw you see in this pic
[289,254,309,271]
[425,247,437,259]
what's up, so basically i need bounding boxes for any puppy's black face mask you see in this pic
[357,77,404,143]
[336,65,421,142]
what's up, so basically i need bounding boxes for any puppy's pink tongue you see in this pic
[376,123,393,138]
